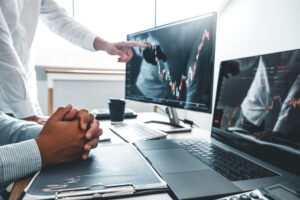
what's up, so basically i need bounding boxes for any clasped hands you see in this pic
[36,105,102,167]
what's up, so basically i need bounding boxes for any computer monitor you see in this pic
[212,49,300,173]
[126,12,217,121]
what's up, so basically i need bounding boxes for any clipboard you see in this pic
[53,183,168,200]
[23,143,167,199]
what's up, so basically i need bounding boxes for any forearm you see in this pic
[0,140,42,192]
[93,37,110,51]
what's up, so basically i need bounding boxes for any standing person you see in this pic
[0,0,146,124]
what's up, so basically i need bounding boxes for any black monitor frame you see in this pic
[125,12,217,114]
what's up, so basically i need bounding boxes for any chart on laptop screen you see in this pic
[213,49,300,150]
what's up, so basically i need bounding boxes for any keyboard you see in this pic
[175,140,278,181]
[110,122,167,143]
[216,189,268,200]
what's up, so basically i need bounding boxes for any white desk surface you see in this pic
[100,112,212,145]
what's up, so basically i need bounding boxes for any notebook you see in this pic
[135,49,300,199]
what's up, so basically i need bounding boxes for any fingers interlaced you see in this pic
[63,108,78,121]
[86,120,100,140]
[77,109,90,130]
[50,104,73,121]
[81,126,101,160]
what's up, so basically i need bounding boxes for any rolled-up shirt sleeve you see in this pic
[0,113,42,191]
[40,0,97,52]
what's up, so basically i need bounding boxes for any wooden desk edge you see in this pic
[9,177,32,200]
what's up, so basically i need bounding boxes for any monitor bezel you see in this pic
[125,12,217,113]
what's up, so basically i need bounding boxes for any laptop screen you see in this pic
[212,49,300,153]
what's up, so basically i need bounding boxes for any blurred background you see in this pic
[34,0,300,131]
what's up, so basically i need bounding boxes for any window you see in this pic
[34,0,227,68]
[34,0,155,68]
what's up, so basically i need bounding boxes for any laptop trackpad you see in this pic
[142,148,210,173]
[163,171,242,199]
[141,148,241,199]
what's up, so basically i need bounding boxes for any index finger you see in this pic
[122,41,147,48]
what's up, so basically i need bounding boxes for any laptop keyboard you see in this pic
[175,140,278,181]
[110,122,167,143]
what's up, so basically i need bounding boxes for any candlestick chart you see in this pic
[154,30,210,100]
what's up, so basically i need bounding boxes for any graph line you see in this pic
[156,30,210,99]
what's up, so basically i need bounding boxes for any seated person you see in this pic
[0,104,102,197]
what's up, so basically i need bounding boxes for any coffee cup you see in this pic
[108,98,126,124]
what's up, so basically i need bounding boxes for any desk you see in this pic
[10,112,210,200]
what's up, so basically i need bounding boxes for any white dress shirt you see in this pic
[0,0,97,118]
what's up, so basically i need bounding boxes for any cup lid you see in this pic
[108,98,126,103]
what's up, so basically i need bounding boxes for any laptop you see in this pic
[134,49,300,199]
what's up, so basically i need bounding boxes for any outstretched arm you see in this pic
[40,0,97,51]
[40,0,147,62]
[94,38,148,62]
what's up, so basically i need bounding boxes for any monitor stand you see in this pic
[145,107,192,133]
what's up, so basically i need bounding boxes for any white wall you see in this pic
[176,0,300,130]
[37,0,300,130]
[52,80,154,112]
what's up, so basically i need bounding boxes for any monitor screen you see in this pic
[213,49,300,152]
[126,13,216,113]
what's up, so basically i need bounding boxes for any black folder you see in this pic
[23,143,167,199]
